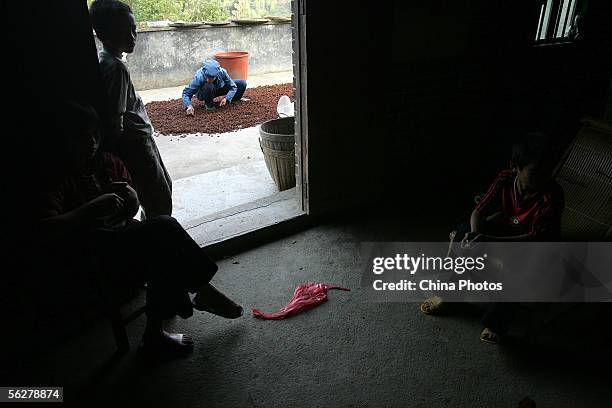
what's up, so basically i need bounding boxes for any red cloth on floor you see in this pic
[252,282,350,320]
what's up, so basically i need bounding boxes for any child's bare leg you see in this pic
[192,284,243,319]
[142,317,193,350]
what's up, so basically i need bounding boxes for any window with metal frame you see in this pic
[535,0,581,43]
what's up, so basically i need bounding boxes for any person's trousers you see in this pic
[198,80,247,108]
[91,216,218,320]
[117,136,172,219]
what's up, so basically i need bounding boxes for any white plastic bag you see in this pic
[276,95,294,118]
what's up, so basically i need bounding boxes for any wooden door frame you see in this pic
[292,0,310,214]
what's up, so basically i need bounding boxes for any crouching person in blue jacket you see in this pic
[182,60,247,115]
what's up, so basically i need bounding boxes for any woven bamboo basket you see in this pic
[555,118,612,239]
[259,117,296,191]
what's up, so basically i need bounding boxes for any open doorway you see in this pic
[92,0,308,246]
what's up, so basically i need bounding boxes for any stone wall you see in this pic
[94,22,292,90]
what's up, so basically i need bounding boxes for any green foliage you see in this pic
[88,0,290,23]
[126,0,180,21]
[230,0,290,18]
[230,0,254,18]
[175,0,229,21]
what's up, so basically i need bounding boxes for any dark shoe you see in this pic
[205,104,216,111]
[193,284,243,319]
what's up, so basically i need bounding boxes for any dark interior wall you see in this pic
[525,11,612,146]
[370,0,611,218]
[302,0,549,218]
[301,1,387,213]
[3,1,106,353]
[7,0,108,234]
[384,0,544,216]
[15,0,104,129]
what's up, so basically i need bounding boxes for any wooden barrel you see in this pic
[259,117,296,191]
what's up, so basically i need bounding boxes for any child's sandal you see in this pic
[480,327,501,344]
[420,296,444,315]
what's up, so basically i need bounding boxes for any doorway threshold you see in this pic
[183,187,305,249]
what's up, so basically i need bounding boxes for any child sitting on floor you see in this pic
[420,132,565,344]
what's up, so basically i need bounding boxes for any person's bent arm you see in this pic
[39,194,125,237]
[106,182,139,219]
[470,209,488,234]
[222,71,238,103]
[469,232,532,242]
[467,210,531,242]
[103,66,129,144]
[182,73,203,113]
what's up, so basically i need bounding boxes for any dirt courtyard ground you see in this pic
[146,83,293,135]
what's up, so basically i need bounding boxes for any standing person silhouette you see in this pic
[90,0,172,219]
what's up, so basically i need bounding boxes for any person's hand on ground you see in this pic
[212,96,227,105]
[186,105,195,116]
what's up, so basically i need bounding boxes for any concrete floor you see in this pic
[172,160,278,224]
[22,214,612,408]
[154,127,264,180]
[155,127,281,225]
